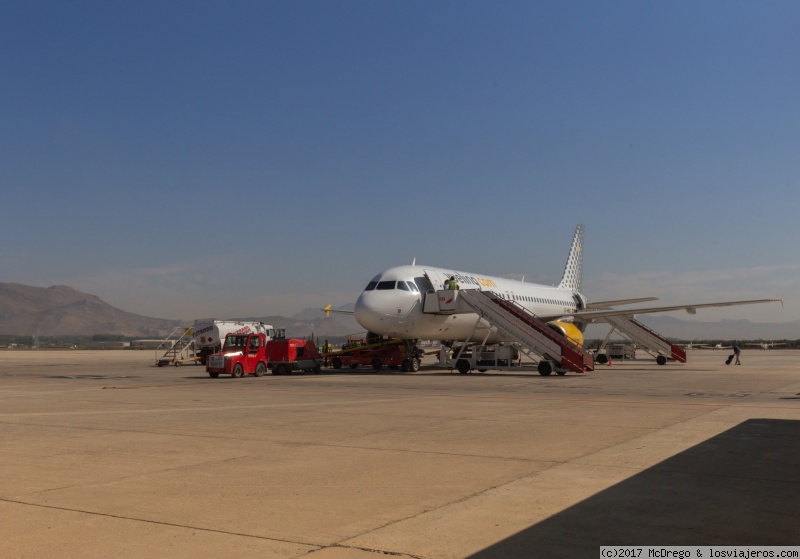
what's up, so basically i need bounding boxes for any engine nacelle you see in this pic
[547,321,585,347]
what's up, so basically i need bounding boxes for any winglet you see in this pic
[323,304,332,317]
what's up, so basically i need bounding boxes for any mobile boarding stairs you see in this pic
[595,315,686,366]
[155,326,198,367]
[424,289,594,376]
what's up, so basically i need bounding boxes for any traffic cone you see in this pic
[608,357,613,367]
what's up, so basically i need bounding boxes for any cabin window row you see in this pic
[507,294,571,307]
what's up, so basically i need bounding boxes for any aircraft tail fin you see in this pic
[558,224,584,293]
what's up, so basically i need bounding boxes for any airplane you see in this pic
[697,343,732,350]
[746,341,787,350]
[347,225,781,362]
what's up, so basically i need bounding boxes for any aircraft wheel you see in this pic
[332,357,342,369]
[537,361,553,376]
[410,358,420,372]
[232,364,244,378]
[208,372,219,378]
[254,362,266,377]
[656,355,667,366]
[372,358,383,372]
[456,359,471,374]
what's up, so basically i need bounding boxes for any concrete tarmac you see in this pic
[1,349,799,558]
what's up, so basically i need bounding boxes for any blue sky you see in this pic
[1,1,797,324]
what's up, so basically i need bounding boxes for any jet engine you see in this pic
[547,321,585,347]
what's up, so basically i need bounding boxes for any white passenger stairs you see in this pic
[456,290,594,374]
[156,326,197,367]
[602,315,687,364]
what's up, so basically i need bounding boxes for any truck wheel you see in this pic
[351,363,359,370]
[556,370,567,376]
[400,359,410,372]
[372,358,383,372]
[254,362,266,377]
[537,361,553,376]
[274,364,288,375]
[596,354,608,364]
[314,365,321,374]
[332,358,342,370]
[456,359,470,374]
[410,357,420,372]
[656,355,667,366]
[232,363,244,378]
[208,372,219,378]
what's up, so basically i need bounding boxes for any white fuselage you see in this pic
[353,265,584,342]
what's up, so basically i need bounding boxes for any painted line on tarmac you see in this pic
[225,384,800,411]
[0,496,323,548]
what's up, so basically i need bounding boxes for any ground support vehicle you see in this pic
[438,343,542,375]
[607,343,636,360]
[328,338,421,372]
[205,333,269,378]
[192,319,279,365]
[265,339,321,375]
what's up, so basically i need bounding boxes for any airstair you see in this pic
[156,326,197,367]
[602,315,687,364]
[456,290,594,374]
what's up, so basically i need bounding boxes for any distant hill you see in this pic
[0,282,364,340]
[0,283,181,337]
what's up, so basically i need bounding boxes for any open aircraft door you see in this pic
[422,269,448,313]
[424,269,448,291]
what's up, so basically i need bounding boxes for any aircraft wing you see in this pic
[586,297,658,309]
[541,297,782,322]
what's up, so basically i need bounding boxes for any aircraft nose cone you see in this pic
[354,292,385,333]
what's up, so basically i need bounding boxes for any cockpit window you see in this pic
[408,282,419,293]
[397,281,410,291]
[364,274,381,291]
[377,280,396,290]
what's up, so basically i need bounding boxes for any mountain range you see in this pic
[0,282,794,341]
[0,282,358,340]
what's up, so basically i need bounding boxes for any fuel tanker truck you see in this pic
[191,319,280,364]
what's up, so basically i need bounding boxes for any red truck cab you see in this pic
[206,333,268,378]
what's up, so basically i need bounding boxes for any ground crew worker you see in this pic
[448,276,458,290]
[322,339,331,366]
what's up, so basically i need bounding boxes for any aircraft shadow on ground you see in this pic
[468,419,800,558]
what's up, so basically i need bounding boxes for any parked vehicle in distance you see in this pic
[205,333,321,378]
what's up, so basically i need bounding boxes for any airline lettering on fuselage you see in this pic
[440,272,497,289]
